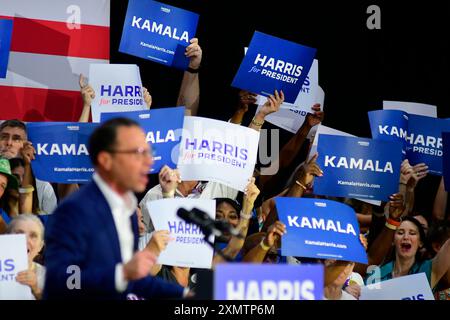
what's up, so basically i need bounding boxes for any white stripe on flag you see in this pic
[0,0,110,27]
[0,51,108,91]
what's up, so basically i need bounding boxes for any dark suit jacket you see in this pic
[43,181,184,300]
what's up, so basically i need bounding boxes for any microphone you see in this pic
[177,208,243,239]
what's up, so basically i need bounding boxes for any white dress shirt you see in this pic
[93,173,137,292]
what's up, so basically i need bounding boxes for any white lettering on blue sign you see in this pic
[324,156,393,173]
[254,54,303,77]
[226,280,315,300]
[131,16,190,43]
[37,144,89,156]
[378,126,442,149]
[146,130,176,144]
[287,215,357,236]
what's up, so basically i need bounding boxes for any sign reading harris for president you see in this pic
[177,117,260,192]
[214,264,324,300]
[119,0,199,69]
[148,198,216,269]
[314,135,403,202]
[232,31,316,104]
[369,110,450,175]
[100,107,185,173]
[0,234,33,300]
[89,64,146,123]
[27,122,96,184]
[276,198,368,264]
[0,19,13,79]
[361,273,434,300]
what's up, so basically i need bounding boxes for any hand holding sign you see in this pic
[238,90,258,112]
[15,270,39,296]
[159,165,181,196]
[79,74,95,107]
[305,104,324,128]
[186,38,202,69]
[20,141,36,166]
[295,153,323,187]
[388,193,406,220]
[142,87,152,109]
[263,221,287,249]
[145,230,171,257]
[242,177,260,213]
[257,90,285,117]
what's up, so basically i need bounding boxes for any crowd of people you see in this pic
[1,37,449,301]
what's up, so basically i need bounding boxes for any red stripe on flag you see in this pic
[0,86,83,122]
[0,16,109,60]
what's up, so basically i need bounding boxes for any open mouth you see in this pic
[400,243,412,251]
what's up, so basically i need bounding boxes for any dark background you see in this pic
[110,0,450,137]
[111,0,450,215]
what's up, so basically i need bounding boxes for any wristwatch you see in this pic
[186,66,200,74]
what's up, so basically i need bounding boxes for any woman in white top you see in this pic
[7,214,46,300]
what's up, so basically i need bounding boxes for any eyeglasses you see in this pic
[107,147,153,159]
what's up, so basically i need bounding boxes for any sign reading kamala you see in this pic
[369,110,450,175]
[100,107,185,173]
[119,0,199,69]
[148,198,215,269]
[0,234,32,300]
[232,31,317,104]
[214,264,323,300]
[177,117,260,192]
[27,122,96,184]
[276,198,367,264]
[361,273,434,300]
[443,132,450,192]
[89,64,146,123]
[0,19,13,78]
[314,135,403,202]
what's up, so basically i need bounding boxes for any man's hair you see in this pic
[0,119,27,134]
[88,117,140,166]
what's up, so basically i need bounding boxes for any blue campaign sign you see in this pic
[100,107,185,173]
[119,0,199,69]
[231,31,316,104]
[369,110,450,175]
[314,134,403,201]
[214,264,323,300]
[276,197,368,264]
[368,110,408,156]
[0,19,13,78]
[27,123,97,184]
[441,132,450,192]
[406,115,450,175]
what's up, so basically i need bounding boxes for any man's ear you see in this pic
[97,151,113,171]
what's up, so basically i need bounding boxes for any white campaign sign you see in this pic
[308,125,381,206]
[89,64,146,122]
[383,101,437,118]
[360,273,434,300]
[148,198,216,269]
[0,234,33,300]
[178,116,260,192]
